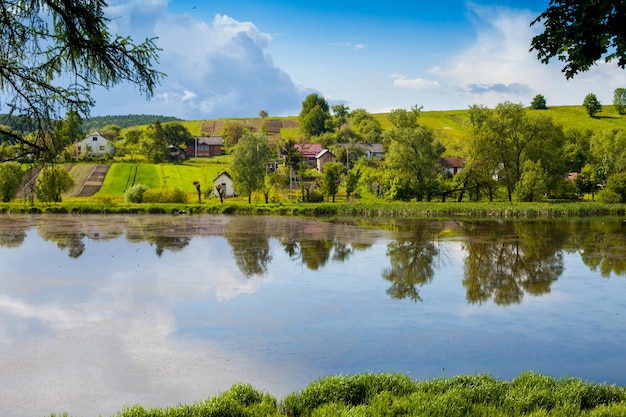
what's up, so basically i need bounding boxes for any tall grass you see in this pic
[48,372,626,417]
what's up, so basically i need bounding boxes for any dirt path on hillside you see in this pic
[75,164,110,197]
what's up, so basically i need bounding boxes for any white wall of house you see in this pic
[77,132,113,156]
[213,172,235,197]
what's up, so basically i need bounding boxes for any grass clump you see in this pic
[47,372,626,417]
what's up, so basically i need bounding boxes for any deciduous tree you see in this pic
[613,88,626,114]
[583,93,602,117]
[531,0,626,78]
[383,106,443,201]
[36,165,74,202]
[231,132,272,203]
[299,93,332,137]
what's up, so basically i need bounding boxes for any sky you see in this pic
[90,0,626,120]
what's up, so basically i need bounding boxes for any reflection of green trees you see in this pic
[224,217,273,277]
[0,217,27,248]
[382,228,439,302]
[462,221,567,306]
[566,219,626,277]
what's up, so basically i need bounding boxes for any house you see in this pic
[316,149,336,173]
[187,136,223,157]
[213,171,235,197]
[356,143,384,159]
[167,144,186,161]
[294,143,324,169]
[439,156,466,176]
[76,131,113,156]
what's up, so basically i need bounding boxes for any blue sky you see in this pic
[92,0,626,119]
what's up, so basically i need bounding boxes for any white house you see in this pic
[213,171,235,198]
[76,131,113,156]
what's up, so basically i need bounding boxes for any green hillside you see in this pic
[165,105,624,157]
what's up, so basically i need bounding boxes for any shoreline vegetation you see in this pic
[2,200,625,218]
[49,372,626,417]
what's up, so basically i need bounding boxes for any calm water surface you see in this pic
[1,214,625,417]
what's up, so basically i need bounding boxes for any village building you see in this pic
[213,171,235,198]
[439,156,466,176]
[187,136,223,157]
[75,131,114,157]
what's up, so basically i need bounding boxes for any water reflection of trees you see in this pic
[382,228,439,302]
[462,221,567,305]
[566,219,626,278]
[0,216,27,248]
[224,217,273,277]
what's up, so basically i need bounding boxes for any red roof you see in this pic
[295,143,324,158]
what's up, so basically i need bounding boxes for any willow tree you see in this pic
[0,0,163,161]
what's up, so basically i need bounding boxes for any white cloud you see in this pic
[391,75,440,90]
[94,6,306,119]
[430,4,626,107]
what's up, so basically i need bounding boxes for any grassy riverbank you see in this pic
[51,372,626,417]
[2,200,625,218]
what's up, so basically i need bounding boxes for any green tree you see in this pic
[231,132,272,203]
[53,110,84,160]
[99,124,122,141]
[613,88,626,114]
[141,120,167,162]
[0,161,24,202]
[531,0,626,78]
[163,122,193,147]
[0,0,162,160]
[349,108,383,143]
[466,102,566,201]
[530,94,548,110]
[299,93,332,137]
[383,106,443,201]
[322,162,345,202]
[221,121,247,148]
[513,160,548,202]
[330,104,350,129]
[583,93,602,117]
[345,167,361,201]
[36,165,74,202]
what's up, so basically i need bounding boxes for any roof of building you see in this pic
[213,171,232,181]
[195,136,224,145]
[439,156,466,168]
[295,143,324,157]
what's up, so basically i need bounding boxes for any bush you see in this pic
[142,187,188,204]
[309,189,324,203]
[0,161,24,202]
[36,165,74,202]
[124,184,147,203]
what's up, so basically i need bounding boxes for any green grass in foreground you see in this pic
[48,372,626,417]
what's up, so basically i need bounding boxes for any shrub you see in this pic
[309,189,324,203]
[142,187,187,204]
[0,161,24,202]
[124,184,147,203]
[36,165,74,202]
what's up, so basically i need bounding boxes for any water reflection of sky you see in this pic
[1,215,625,417]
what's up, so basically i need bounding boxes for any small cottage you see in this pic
[316,149,336,173]
[76,131,114,156]
[213,171,235,198]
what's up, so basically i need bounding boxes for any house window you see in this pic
[92,137,98,141]
[99,146,105,151]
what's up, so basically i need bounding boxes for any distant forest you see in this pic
[82,115,183,131]
[0,114,183,134]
